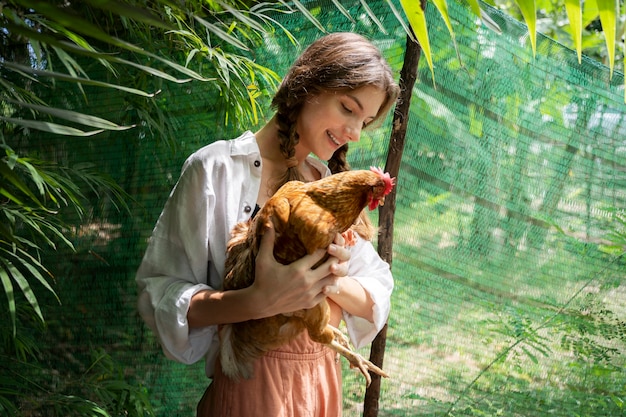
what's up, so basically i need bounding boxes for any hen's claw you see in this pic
[326,325,389,387]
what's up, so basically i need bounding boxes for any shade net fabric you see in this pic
[9,0,626,416]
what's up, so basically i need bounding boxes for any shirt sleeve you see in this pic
[135,155,217,365]
[343,234,394,349]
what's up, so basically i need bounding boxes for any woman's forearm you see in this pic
[326,276,375,323]
[188,286,265,328]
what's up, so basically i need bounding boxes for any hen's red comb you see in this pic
[370,166,395,195]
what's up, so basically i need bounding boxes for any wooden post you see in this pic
[362,18,423,417]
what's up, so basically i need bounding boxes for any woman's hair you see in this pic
[270,32,399,239]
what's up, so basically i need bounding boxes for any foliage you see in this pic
[1,329,154,417]
[1,0,625,416]
[0,0,292,137]
[400,0,625,101]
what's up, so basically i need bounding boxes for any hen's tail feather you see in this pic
[219,318,309,380]
[218,324,256,380]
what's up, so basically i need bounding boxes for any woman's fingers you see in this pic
[256,220,276,262]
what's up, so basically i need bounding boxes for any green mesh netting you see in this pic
[12,0,626,415]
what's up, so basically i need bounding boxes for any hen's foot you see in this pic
[326,325,389,387]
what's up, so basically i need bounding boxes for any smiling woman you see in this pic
[135,32,399,417]
[293,86,387,161]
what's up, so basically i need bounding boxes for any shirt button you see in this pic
[254,160,261,167]
[244,205,252,213]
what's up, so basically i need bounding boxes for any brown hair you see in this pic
[270,32,399,239]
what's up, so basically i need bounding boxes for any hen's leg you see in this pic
[301,304,389,386]
[325,324,389,387]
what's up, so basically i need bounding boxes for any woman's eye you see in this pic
[342,104,352,114]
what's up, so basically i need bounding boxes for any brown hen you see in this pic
[219,167,394,386]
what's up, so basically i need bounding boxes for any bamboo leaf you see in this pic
[4,19,206,83]
[51,46,88,98]
[359,0,388,34]
[14,251,60,304]
[83,0,173,31]
[596,0,618,76]
[4,99,135,131]
[8,263,44,323]
[194,16,250,51]
[0,266,16,336]
[400,0,436,82]
[217,0,270,32]
[465,0,482,16]
[383,0,416,41]
[14,0,144,53]
[17,159,46,199]
[514,0,537,56]
[328,0,355,22]
[582,0,600,27]
[0,117,105,137]
[114,57,195,83]
[564,0,584,63]
[281,0,326,33]
[430,0,463,66]
[0,160,46,209]
[0,61,157,97]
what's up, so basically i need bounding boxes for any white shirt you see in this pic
[136,131,394,377]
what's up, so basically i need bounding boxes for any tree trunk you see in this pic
[362,13,423,417]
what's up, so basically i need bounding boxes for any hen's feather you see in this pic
[219,168,394,385]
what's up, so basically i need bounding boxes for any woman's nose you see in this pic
[345,123,362,142]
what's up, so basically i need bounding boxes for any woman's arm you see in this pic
[188,224,343,328]
[325,233,394,349]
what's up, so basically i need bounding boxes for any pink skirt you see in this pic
[197,331,342,417]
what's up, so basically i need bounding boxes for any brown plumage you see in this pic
[219,167,394,386]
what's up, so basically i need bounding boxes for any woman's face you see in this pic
[296,85,387,161]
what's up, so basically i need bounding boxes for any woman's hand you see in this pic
[325,232,375,323]
[323,232,351,294]
[250,225,350,319]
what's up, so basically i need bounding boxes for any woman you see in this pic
[136,32,399,416]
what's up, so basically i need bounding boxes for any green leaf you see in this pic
[400,0,436,82]
[596,0,618,76]
[83,0,173,31]
[430,0,463,66]
[1,61,158,97]
[383,0,415,41]
[359,0,388,34]
[0,159,46,210]
[14,251,60,305]
[328,0,355,22]
[521,345,539,363]
[18,158,46,198]
[194,16,250,51]
[514,0,537,56]
[8,263,44,323]
[0,266,16,337]
[282,0,326,33]
[0,117,105,137]
[4,99,135,131]
[217,0,270,32]
[465,0,482,16]
[2,245,59,304]
[115,57,195,84]
[564,0,583,63]
[5,19,205,83]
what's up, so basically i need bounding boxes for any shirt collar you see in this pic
[229,130,259,156]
